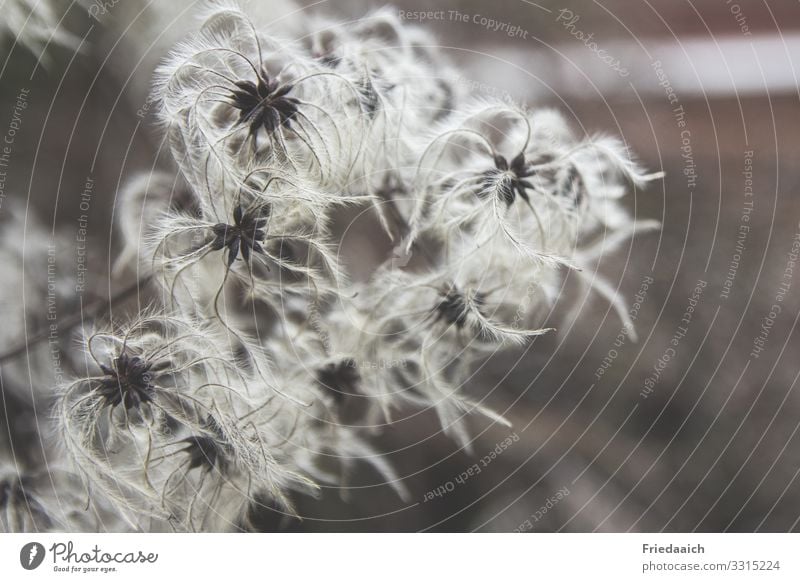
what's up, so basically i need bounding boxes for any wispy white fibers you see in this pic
[48,0,661,531]
[0,0,80,60]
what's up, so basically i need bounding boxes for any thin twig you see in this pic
[0,275,152,365]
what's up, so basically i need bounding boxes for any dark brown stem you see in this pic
[0,275,152,365]
[378,180,437,268]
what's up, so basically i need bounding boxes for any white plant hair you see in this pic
[38,0,662,531]
[0,0,80,60]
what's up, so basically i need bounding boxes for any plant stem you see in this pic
[0,275,152,365]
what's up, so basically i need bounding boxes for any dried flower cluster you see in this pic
[4,1,660,532]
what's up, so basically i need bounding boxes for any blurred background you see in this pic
[2,0,800,531]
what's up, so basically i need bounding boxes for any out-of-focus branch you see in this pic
[0,275,152,365]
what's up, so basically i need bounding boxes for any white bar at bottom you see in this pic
[0,533,797,581]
